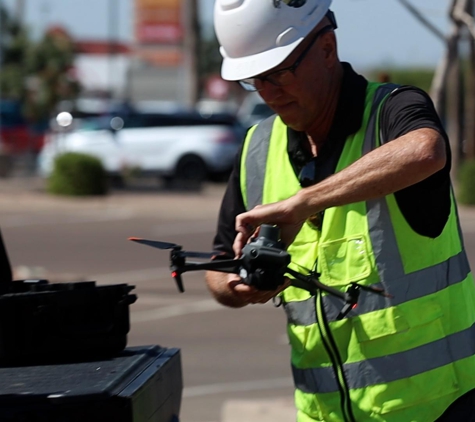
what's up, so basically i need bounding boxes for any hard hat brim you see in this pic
[220,37,304,81]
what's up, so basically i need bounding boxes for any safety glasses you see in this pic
[238,10,338,92]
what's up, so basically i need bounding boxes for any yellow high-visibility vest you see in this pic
[240,82,475,421]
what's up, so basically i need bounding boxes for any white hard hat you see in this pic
[214,0,332,81]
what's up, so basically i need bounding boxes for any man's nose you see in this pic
[257,80,283,103]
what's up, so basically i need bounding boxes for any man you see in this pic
[206,0,475,421]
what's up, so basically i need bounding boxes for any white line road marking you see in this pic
[183,378,293,398]
[131,299,223,323]
[1,209,134,227]
[129,297,277,324]
[92,266,173,285]
[1,210,218,235]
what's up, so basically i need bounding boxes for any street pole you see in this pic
[15,0,24,23]
[465,0,475,160]
[183,0,200,107]
[108,0,118,100]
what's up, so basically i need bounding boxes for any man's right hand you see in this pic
[205,270,290,308]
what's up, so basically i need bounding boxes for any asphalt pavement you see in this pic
[3,175,475,422]
[0,175,297,421]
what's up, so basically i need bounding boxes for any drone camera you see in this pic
[240,225,291,290]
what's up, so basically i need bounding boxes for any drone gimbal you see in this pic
[129,225,390,320]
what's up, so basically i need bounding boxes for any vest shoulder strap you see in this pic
[243,115,276,210]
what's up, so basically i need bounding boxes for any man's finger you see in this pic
[235,206,269,235]
[233,232,247,257]
[235,218,257,237]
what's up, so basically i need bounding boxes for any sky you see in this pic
[2,0,451,71]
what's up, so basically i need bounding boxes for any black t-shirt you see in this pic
[212,63,451,257]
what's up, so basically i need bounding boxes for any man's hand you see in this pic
[233,198,308,257]
[232,277,290,304]
[205,270,290,308]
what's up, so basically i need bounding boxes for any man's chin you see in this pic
[278,114,306,132]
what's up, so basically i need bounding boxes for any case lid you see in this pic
[0,346,180,404]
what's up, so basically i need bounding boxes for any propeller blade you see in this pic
[129,237,179,250]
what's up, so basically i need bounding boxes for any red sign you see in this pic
[135,0,183,44]
[137,22,183,43]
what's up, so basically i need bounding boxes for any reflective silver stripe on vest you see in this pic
[364,84,406,282]
[292,320,475,394]
[245,115,276,210]
[283,250,470,325]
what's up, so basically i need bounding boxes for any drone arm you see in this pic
[178,259,243,275]
[285,267,346,300]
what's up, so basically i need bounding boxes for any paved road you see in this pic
[0,178,294,422]
[2,177,475,422]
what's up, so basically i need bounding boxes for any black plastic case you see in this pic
[0,279,137,364]
[0,345,182,422]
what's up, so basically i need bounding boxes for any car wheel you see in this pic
[175,155,207,184]
[208,169,232,183]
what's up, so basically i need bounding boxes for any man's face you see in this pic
[255,27,337,133]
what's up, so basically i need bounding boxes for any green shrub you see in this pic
[47,152,108,196]
[457,160,475,205]
[367,68,434,93]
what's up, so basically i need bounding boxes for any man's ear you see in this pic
[321,32,338,65]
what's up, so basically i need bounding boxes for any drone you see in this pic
[129,225,391,320]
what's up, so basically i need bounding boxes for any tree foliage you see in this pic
[0,7,30,100]
[368,68,435,93]
[0,5,80,125]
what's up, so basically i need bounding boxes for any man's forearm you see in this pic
[233,128,447,249]
[296,128,447,216]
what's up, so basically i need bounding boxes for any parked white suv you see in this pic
[38,109,244,185]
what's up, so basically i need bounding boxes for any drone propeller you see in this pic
[129,237,228,293]
[128,237,180,250]
[129,238,219,259]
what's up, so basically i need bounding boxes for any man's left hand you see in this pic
[233,198,307,256]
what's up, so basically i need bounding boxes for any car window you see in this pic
[0,101,26,127]
[75,111,241,131]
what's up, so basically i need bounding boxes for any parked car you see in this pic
[0,100,47,155]
[37,108,245,186]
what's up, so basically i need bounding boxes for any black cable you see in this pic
[316,290,356,422]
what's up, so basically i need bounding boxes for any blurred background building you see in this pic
[1,0,232,111]
[2,0,475,180]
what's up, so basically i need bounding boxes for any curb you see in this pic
[221,398,296,422]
